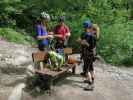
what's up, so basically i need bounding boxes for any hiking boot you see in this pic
[84,80,95,91]
[84,84,94,91]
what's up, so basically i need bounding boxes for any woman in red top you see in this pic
[53,16,71,49]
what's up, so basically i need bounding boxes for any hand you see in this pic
[66,33,71,37]
[81,40,86,45]
[81,40,89,47]
[53,34,62,38]
[48,35,54,39]
[48,32,54,35]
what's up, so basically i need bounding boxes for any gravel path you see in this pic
[22,61,133,100]
[0,41,133,100]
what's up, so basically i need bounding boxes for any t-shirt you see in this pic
[54,24,70,40]
[81,32,96,50]
[36,25,48,46]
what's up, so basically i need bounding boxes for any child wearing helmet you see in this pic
[48,50,65,71]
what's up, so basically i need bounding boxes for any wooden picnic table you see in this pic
[32,48,78,90]
[35,64,76,77]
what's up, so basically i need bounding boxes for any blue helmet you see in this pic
[83,20,92,28]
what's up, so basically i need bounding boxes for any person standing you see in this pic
[92,24,100,40]
[78,20,93,76]
[35,12,53,51]
[79,20,97,90]
[91,24,100,57]
[53,16,71,49]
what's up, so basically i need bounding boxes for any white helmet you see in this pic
[41,12,50,21]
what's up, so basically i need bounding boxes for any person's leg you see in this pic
[80,48,86,76]
[89,62,95,84]
[84,59,92,83]
[85,72,92,84]
[90,71,95,84]
[84,53,95,91]
[81,58,86,75]
[84,71,93,91]
[84,71,94,91]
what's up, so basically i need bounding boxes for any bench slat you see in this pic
[32,51,48,62]
[35,64,75,77]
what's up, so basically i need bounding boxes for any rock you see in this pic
[8,83,26,100]
[14,56,30,66]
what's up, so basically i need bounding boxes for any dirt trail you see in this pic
[0,40,133,100]
[21,61,133,100]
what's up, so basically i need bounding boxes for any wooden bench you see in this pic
[32,48,77,89]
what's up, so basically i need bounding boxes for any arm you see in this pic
[48,32,54,35]
[37,35,51,40]
[66,32,71,37]
[81,40,90,47]
[66,26,71,37]
[77,34,90,48]
[36,25,53,40]
[48,31,62,38]
[77,37,89,47]
[53,34,62,38]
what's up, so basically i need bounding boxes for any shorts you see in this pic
[82,47,95,72]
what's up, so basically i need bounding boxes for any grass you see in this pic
[0,28,35,45]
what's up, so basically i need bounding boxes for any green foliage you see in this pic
[97,21,133,65]
[0,0,133,66]
[0,28,34,44]
[0,0,24,27]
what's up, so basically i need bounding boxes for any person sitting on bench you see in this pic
[48,49,65,71]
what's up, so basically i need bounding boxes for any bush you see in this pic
[0,28,34,44]
[97,21,133,65]
[67,19,133,66]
